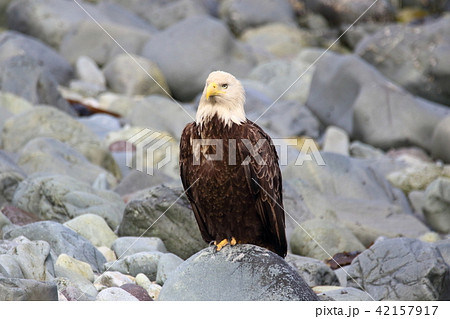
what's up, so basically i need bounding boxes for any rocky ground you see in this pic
[0,0,450,301]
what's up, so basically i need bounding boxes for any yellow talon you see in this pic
[214,238,228,252]
[214,237,237,252]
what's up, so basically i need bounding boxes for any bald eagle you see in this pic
[180,71,287,258]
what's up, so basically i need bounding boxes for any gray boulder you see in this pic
[125,95,195,139]
[118,185,206,259]
[285,254,340,287]
[239,23,315,60]
[111,237,167,259]
[159,244,319,301]
[156,252,184,285]
[431,115,450,163]
[218,0,296,35]
[356,15,450,106]
[0,55,74,114]
[17,137,117,188]
[347,238,450,300]
[0,277,58,301]
[63,214,118,248]
[12,174,125,229]
[103,54,170,96]
[248,48,324,104]
[1,106,121,178]
[76,113,121,141]
[423,178,450,234]
[94,1,157,32]
[75,55,106,89]
[138,0,209,30]
[0,151,26,206]
[304,0,396,26]
[6,0,106,48]
[60,20,153,66]
[252,99,321,139]
[0,236,54,281]
[435,239,450,266]
[0,31,73,84]
[290,212,366,260]
[55,276,96,301]
[0,92,33,132]
[306,53,450,152]
[113,170,176,196]
[3,221,106,272]
[103,251,163,281]
[96,287,138,301]
[141,15,255,101]
[283,152,430,246]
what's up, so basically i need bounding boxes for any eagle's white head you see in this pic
[196,71,246,127]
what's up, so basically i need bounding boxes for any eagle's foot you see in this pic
[213,237,237,252]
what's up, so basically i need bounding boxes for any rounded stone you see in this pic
[159,244,319,301]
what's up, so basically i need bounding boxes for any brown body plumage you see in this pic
[179,71,287,258]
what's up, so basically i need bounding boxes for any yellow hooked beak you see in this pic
[206,82,225,100]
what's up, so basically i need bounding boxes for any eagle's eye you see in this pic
[222,84,228,89]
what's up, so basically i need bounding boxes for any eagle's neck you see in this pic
[196,97,246,128]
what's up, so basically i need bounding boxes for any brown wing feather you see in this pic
[238,120,287,257]
[179,123,213,242]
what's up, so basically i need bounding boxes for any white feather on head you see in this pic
[196,71,246,127]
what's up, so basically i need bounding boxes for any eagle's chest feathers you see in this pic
[194,116,243,168]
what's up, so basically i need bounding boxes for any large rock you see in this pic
[125,95,193,139]
[0,31,73,85]
[0,236,54,281]
[304,0,396,26]
[0,151,26,206]
[0,55,73,114]
[63,214,118,248]
[356,15,450,106]
[118,185,207,259]
[248,48,327,104]
[346,238,450,300]
[137,0,209,30]
[0,277,58,301]
[55,254,94,282]
[285,254,340,287]
[103,54,170,96]
[55,266,98,299]
[283,152,430,246]
[114,170,176,197]
[75,56,106,89]
[3,221,106,272]
[155,253,184,285]
[96,287,139,301]
[60,20,153,66]
[141,15,255,101]
[6,0,105,48]
[0,92,33,132]
[290,212,366,260]
[12,174,125,229]
[17,137,117,188]
[159,244,319,301]
[423,178,450,234]
[240,23,315,60]
[1,106,120,178]
[431,116,450,163]
[251,100,321,139]
[111,237,167,259]
[103,251,162,281]
[218,0,296,35]
[306,53,450,152]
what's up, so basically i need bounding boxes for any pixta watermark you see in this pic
[126,129,325,175]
